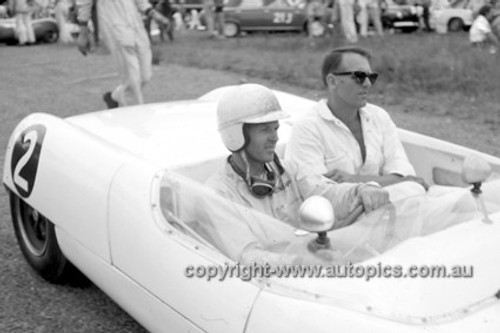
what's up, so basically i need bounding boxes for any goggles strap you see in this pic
[240,150,253,185]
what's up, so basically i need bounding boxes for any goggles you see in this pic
[333,71,378,85]
[229,152,285,198]
[248,177,276,198]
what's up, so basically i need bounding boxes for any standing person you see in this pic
[337,0,358,42]
[285,47,427,189]
[469,5,499,52]
[306,0,327,37]
[206,83,390,230]
[75,0,169,108]
[420,0,432,31]
[145,0,174,42]
[357,0,383,37]
[8,0,36,45]
[213,0,225,37]
[54,0,75,43]
[203,0,215,36]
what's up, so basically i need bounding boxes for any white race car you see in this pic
[3,87,500,332]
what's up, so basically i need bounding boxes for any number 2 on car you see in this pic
[11,125,46,198]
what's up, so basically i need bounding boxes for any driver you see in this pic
[206,83,390,230]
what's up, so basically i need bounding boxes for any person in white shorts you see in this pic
[75,0,169,108]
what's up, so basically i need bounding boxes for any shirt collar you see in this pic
[317,99,373,127]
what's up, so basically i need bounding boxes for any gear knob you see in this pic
[299,196,335,233]
[299,196,335,252]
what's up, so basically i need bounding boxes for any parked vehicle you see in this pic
[381,2,421,32]
[222,0,324,37]
[0,17,59,44]
[4,86,500,332]
[431,7,473,32]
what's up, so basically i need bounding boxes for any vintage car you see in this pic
[3,86,500,332]
[0,16,59,44]
[221,0,326,37]
[430,7,473,32]
[381,2,421,33]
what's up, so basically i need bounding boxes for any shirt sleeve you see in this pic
[285,116,329,176]
[75,0,92,23]
[378,110,416,177]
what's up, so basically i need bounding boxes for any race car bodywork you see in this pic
[3,86,500,332]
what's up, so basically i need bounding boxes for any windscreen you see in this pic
[160,171,500,265]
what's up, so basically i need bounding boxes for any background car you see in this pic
[0,16,59,45]
[222,0,324,37]
[430,7,473,32]
[381,0,421,33]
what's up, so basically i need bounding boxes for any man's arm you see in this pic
[291,161,389,229]
[324,169,410,186]
[327,108,427,189]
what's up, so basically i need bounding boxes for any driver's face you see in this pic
[244,121,279,163]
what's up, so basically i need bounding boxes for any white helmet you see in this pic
[217,84,289,152]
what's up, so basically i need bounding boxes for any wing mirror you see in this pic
[462,154,492,224]
[298,196,334,252]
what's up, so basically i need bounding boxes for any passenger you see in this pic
[206,83,390,230]
[285,47,428,190]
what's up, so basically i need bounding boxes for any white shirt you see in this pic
[469,15,492,43]
[285,99,415,178]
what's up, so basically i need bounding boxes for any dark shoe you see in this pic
[103,92,119,109]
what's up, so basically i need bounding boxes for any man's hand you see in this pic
[324,169,354,183]
[76,26,91,56]
[356,184,390,213]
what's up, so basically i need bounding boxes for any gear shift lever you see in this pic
[298,196,335,252]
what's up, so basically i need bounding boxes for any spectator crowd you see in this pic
[1,0,500,46]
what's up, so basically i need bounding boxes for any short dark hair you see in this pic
[478,5,492,17]
[321,47,372,86]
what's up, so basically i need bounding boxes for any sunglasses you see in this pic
[333,71,378,85]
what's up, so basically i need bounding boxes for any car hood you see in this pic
[66,100,231,168]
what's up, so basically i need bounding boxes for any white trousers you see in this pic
[337,0,358,43]
[15,12,35,44]
[111,38,152,106]
[357,0,383,37]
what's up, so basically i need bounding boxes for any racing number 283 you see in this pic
[11,125,46,198]
[273,12,293,24]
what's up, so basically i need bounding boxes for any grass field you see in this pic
[161,30,500,133]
